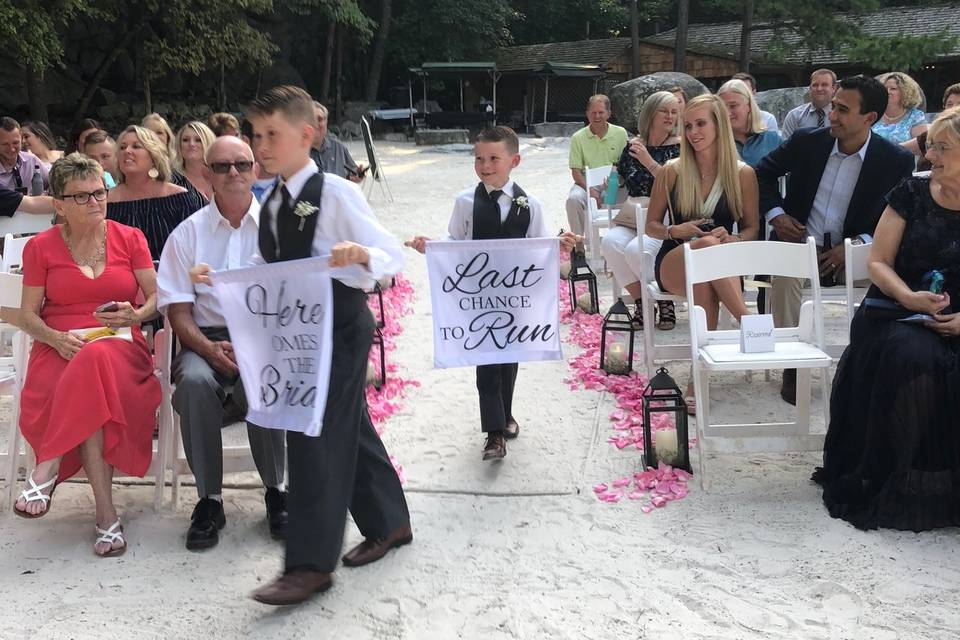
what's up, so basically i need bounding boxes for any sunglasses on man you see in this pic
[208,161,254,174]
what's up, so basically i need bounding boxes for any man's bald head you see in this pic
[205,134,254,163]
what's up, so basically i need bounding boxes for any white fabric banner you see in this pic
[209,257,333,437]
[425,237,562,368]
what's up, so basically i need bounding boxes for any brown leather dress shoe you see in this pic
[504,417,520,439]
[780,369,797,406]
[342,523,413,568]
[251,569,332,606]
[482,431,506,460]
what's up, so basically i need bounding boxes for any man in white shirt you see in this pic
[781,69,838,139]
[733,73,779,133]
[157,136,287,551]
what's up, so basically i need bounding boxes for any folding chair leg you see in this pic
[820,366,832,430]
[170,414,182,510]
[641,299,656,374]
[796,368,812,434]
[695,366,709,491]
[4,412,20,510]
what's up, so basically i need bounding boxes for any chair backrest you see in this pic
[584,165,611,190]
[1,234,32,273]
[0,272,23,309]
[683,237,824,345]
[844,238,872,327]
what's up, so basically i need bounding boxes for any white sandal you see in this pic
[94,519,127,558]
[13,473,58,519]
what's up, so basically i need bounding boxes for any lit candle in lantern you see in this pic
[654,430,679,466]
[603,342,630,375]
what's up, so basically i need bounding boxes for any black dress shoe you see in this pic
[264,487,288,541]
[780,369,797,406]
[504,417,520,440]
[186,497,225,551]
[482,431,506,461]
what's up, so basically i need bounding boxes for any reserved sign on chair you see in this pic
[740,314,776,353]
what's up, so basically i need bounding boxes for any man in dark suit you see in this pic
[755,75,915,404]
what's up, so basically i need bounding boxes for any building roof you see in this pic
[496,38,633,72]
[646,4,960,67]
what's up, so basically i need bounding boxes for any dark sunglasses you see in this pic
[209,161,254,174]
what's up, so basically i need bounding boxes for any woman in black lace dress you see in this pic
[815,107,960,531]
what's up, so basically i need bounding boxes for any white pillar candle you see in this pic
[603,342,630,374]
[654,429,679,466]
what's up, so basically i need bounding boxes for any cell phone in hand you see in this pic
[95,301,119,313]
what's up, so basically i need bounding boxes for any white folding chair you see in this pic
[1,233,32,273]
[684,238,832,489]
[2,330,28,510]
[583,165,617,267]
[843,238,871,329]
[156,320,259,509]
[637,206,690,373]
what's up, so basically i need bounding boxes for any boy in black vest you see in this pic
[407,126,577,461]
[242,85,411,606]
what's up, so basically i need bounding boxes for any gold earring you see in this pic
[148,167,159,179]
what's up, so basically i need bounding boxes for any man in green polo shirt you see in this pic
[565,94,628,241]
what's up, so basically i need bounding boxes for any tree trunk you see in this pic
[335,29,344,121]
[365,0,391,102]
[143,74,152,115]
[630,0,640,78]
[674,0,689,72]
[73,25,141,124]
[739,0,754,72]
[321,22,336,103]
[219,62,227,110]
[26,67,48,122]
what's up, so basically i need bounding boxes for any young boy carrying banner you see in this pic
[239,85,411,606]
[407,126,578,461]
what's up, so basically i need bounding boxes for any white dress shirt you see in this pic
[447,180,550,240]
[259,160,404,290]
[157,195,260,327]
[781,102,833,139]
[768,133,870,246]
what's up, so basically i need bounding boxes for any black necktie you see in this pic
[816,108,825,128]
[276,184,296,255]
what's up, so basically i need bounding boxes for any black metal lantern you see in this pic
[568,251,599,314]
[367,327,386,389]
[600,300,636,375]
[641,367,692,472]
[367,282,386,329]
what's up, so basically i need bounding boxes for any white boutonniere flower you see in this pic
[293,201,319,231]
[513,195,530,209]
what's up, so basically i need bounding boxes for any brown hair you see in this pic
[208,112,240,136]
[586,94,611,111]
[475,126,520,155]
[83,130,111,147]
[246,85,315,127]
[732,72,757,92]
[0,117,19,132]
[810,68,837,84]
[943,83,960,107]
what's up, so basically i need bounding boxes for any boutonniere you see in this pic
[513,195,530,210]
[293,201,319,231]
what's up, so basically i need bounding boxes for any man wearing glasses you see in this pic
[157,136,288,551]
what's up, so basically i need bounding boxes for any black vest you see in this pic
[258,172,368,327]
[471,183,531,240]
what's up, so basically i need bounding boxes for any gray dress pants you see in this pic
[171,327,285,498]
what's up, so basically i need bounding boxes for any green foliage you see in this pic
[142,0,278,78]
[281,0,375,42]
[507,0,629,44]
[0,0,93,70]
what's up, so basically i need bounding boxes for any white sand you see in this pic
[2,139,959,640]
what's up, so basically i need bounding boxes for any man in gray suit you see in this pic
[157,136,287,550]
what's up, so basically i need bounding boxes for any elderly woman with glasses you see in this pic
[13,153,161,557]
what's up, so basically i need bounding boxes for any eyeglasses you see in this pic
[208,161,254,174]
[59,189,108,205]
[928,142,953,154]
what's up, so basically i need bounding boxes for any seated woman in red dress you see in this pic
[13,153,161,557]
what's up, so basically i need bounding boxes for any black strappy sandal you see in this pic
[656,301,676,330]
[631,302,644,329]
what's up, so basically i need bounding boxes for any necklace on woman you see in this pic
[64,223,106,267]
[882,109,906,124]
